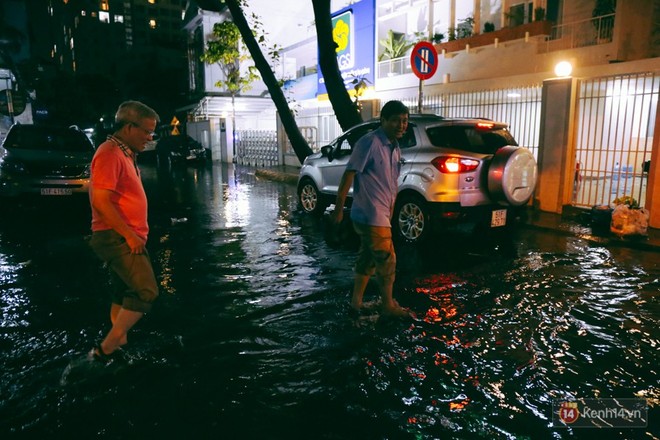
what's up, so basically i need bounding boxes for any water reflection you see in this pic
[0,162,657,438]
[350,233,659,437]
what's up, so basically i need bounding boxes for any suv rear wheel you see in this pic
[298,178,326,215]
[393,194,430,244]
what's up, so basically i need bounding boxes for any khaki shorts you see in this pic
[89,229,159,313]
[352,222,396,283]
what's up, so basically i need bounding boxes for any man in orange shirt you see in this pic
[88,100,160,361]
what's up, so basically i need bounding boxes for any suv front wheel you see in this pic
[393,194,430,244]
[298,178,327,215]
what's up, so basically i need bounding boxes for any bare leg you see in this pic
[378,275,409,317]
[110,303,121,325]
[99,308,143,355]
[350,274,370,311]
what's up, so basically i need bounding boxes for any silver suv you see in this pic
[297,114,537,243]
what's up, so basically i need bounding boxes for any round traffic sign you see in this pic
[410,41,439,80]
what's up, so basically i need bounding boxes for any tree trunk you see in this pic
[224,0,313,163]
[312,0,363,132]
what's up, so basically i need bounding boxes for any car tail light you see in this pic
[432,156,480,173]
[476,122,494,130]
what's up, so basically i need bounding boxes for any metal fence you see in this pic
[573,72,658,208]
[235,130,279,167]
[401,85,543,159]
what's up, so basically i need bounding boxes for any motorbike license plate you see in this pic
[491,209,507,227]
[41,188,72,196]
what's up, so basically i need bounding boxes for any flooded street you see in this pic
[1,162,658,439]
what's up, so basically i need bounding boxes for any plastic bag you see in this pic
[610,204,649,236]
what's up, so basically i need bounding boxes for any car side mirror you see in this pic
[321,145,334,162]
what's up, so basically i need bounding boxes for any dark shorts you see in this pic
[89,229,159,313]
[352,222,396,283]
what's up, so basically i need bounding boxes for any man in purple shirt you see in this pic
[331,100,410,317]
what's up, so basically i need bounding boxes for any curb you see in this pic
[255,169,299,185]
[521,221,658,252]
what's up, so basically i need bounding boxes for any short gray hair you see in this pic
[114,100,160,128]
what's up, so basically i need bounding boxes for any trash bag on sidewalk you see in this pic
[610,204,649,236]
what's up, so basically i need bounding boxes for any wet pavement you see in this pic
[0,161,658,439]
[255,165,660,253]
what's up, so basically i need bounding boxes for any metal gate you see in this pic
[235,130,279,166]
[402,85,543,159]
[573,72,658,208]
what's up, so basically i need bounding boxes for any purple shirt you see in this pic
[346,127,401,227]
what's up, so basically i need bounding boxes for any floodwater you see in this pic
[0,162,658,439]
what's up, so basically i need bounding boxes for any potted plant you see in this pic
[412,31,445,44]
[431,32,445,43]
[378,30,413,61]
[456,16,474,39]
[483,22,495,33]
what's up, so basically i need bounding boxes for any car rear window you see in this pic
[426,125,518,154]
[337,122,417,153]
[3,126,94,153]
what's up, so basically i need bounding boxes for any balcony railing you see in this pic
[377,20,553,79]
[540,13,615,52]
[377,56,412,79]
[377,13,616,78]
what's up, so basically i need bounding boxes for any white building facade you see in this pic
[183,0,660,228]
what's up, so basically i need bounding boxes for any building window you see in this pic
[99,11,110,23]
[100,0,109,11]
[114,14,124,23]
[149,19,157,29]
[148,0,156,4]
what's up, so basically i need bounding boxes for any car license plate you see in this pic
[41,188,72,196]
[491,209,507,227]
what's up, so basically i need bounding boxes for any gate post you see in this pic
[535,76,578,213]
[645,95,660,228]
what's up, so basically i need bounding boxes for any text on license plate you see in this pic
[41,188,72,196]
[491,209,507,227]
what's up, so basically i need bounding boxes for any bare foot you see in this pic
[381,304,412,318]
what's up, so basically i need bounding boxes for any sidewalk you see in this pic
[254,165,660,252]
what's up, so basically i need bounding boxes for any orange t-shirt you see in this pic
[89,139,149,240]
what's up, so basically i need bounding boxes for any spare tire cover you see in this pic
[487,146,538,206]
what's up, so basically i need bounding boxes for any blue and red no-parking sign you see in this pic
[410,41,439,80]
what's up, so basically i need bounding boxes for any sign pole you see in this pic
[410,41,439,114]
